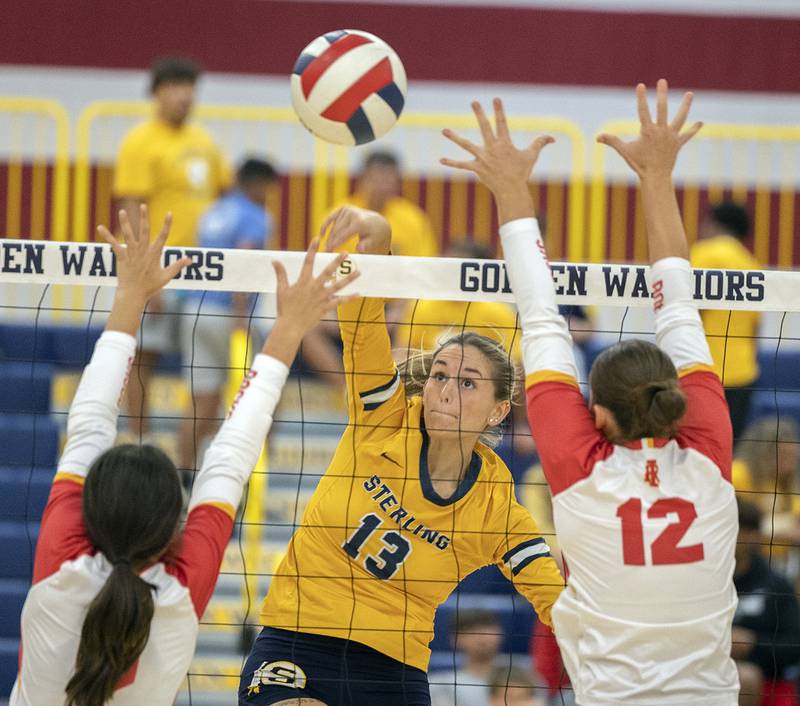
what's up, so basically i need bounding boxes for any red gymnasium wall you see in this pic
[3,1,800,93]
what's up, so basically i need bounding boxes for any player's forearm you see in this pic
[261,319,306,368]
[58,331,136,478]
[640,174,689,263]
[495,185,536,226]
[499,218,578,380]
[105,290,147,337]
[190,354,289,513]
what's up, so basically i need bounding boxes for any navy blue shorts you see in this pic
[239,627,431,706]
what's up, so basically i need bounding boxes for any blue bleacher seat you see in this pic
[0,363,53,414]
[0,325,51,365]
[750,390,800,428]
[0,637,19,697]
[48,326,103,369]
[756,350,800,392]
[0,581,29,640]
[0,523,38,581]
[0,416,58,468]
[0,468,54,522]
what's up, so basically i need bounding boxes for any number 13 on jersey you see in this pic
[617,497,705,566]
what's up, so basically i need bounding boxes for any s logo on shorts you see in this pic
[247,661,308,694]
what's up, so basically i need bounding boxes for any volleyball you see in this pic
[290,29,407,146]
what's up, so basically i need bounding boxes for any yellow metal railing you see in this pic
[591,120,800,266]
[0,97,70,241]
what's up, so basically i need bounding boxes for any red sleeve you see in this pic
[526,381,613,496]
[165,503,234,618]
[674,370,733,482]
[32,478,94,584]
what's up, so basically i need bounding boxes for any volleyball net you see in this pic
[1,243,799,704]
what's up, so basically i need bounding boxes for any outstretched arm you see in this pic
[599,80,731,476]
[441,101,605,496]
[36,207,190,581]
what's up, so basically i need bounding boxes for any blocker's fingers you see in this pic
[326,270,361,296]
[655,78,668,125]
[318,251,348,281]
[472,101,495,143]
[325,291,360,311]
[440,157,478,172]
[152,212,173,252]
[635,83,653,126]
[272,259,289,292]
[493,98,510,140]
[163,256,191,283]
[596,133,627,154]
[300,238,321,279]
[442,128,482,157]
[138,204,150,245]
[97,225,123,257]
[529,135,555,155]
[118,209,134,242]
[679,121,704,145]
[670,91,694,132]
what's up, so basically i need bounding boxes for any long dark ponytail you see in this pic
[65,444,182,706]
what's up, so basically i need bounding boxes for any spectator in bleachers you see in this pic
[113,56,232,438]
[429,609,504,706]
[733,417,800,549]
[178,157,278,478]
[690,201,761,440]
[393,239,519,357]
[733,500,800,706]
[488,665,544,706]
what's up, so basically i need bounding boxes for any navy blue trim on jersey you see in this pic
[292,53,315,75]
[502,537,552,576]
[418,415,482,506]
[501,537,547,565]
[347,106,376,145]
[360,369,400,411]
[377,82,405,117]
[512,550,552,576]
[239,627,431,706]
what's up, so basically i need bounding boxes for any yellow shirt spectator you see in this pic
[394,298,521,361]
[690,235,761,386]
[113,119,232,248]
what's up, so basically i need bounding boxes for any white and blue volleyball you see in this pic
[290,30,407,146]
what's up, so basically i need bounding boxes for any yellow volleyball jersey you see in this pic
[690,235,761,386]
[113,119,232,247]
[394,298,521,361]
[260,297,563,671]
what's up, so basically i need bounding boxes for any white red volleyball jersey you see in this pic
[11,331,288,705]
[500,219,738,706]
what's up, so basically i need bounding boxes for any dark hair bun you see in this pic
[635,381,686,437]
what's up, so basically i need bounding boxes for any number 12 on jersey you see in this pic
[616,497,705,566]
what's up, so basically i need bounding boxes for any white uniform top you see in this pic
[500,219,738,706]
[11,331,289,705]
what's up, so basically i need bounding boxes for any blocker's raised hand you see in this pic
[322,205,392,255]
[98,205,190,303]
[597,79,703,180]
[441,98,554,200]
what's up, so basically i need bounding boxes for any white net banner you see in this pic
[1,239,798,312]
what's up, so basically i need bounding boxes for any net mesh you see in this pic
[1,249,799,705]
